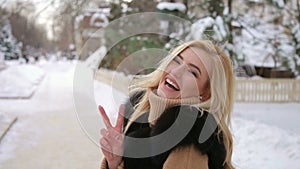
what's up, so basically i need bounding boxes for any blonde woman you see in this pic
[99,40,235,169]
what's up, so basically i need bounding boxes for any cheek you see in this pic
[197,77,210,94]
[181,76,201,96]
[159,72,166,84]
[164,63,175,73]
[183,76,209,96]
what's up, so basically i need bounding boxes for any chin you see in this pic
[157,88,166,98]
[157,88,177,99]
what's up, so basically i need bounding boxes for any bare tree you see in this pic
[0,1,54,51]
[9,11,49,49]
[43,0,96,50]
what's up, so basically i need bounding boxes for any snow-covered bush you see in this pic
[184,0,299,77]
[292,23,300,53]
[0,16,22,60]
[188,16,229,42]
[233,11,298,73]
[186,15,236,64]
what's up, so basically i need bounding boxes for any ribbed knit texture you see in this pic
[148,90,201,125]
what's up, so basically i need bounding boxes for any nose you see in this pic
[170,64,186,78]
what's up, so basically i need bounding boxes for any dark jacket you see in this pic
[121,91,226,169]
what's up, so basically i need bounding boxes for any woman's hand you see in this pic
[99,105,124,169]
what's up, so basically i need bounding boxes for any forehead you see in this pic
[179,47,212,74]
[180,47,210,63]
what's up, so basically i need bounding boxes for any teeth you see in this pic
[166,78,179,90]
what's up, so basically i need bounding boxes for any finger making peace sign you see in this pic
[99,105,124,169]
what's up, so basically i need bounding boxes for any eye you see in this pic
[172,57,181,64]
[188,69,198,77]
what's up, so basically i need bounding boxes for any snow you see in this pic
[83,46,106,71]
[232,117,300,169]
[186,1,299,71]
[69,44,75,50]
[247,0,263,3]
[94,81,128,122]
[188,16,229,42]
[156,2,186,12]
[0,17,22,60]
[189,17,215,40]
[0,61,299,168]
[292,23,300,44]
[233,104,300,167]
[0,62,45,98]
[74,15,84,29]
[90,13,108,28]
[272,0,285,8]
[214,16,227,41]
[233,103,300,135]
[215,16,227,38]
[0,60,101,168]
[0,52,5,70]
[84,8,111,15]
[233,14,296,68]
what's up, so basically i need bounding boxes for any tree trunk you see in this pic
[228,0,232,14]
[183,0,188,15]
[208,0,224,17]
[297,0,300,23]
[227,0,233,44]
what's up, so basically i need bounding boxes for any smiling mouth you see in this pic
[165,78,180,91]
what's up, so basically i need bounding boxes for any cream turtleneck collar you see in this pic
[148,90,201,125]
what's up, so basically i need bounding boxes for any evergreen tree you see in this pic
[0,16,22,60]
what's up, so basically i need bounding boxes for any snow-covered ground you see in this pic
[0,61,299,169]
[232,104,300,168]
[0,61,45,98]
[232,117,300,169]
[0,60,100,169]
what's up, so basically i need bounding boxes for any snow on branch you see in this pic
[156,2,186,12]
[90,13,108,28]
[189,16,228,41]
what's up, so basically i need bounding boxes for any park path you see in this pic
[0,62,103,169]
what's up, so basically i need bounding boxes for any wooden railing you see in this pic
[234,78,300,103]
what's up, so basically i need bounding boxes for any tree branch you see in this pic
[238,17,289,43]
[35,0,55,17]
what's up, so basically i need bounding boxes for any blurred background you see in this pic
[0,0,300,169]
[0,0,299,77]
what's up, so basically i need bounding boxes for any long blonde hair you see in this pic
[126,40,235,169]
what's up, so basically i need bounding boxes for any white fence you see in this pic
[234,79,300,103]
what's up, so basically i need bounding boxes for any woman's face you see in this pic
[157,47,211,99]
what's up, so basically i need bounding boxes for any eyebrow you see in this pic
[177,54,202,75]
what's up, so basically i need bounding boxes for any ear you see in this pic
[201,89,211,102]
[201,94,209,101]
[202,81,211,101]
